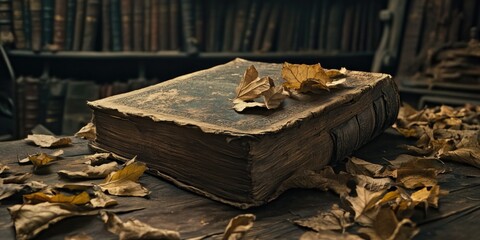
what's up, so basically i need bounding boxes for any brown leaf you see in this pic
[410,185,446,209]
[262,85,289,109]
[2,173,32,184]
[8,202,99,240]
[100,211,180,240]
[235,65,271,101]
[98,159,149,197]
[294,204,353,232]
[90,189,118,208]
[58,162,119,180]
[75,122,96,140]
[300,230,363,240]
[390,155,450,175]
[281,62,331,92]
[19,150,63,164]
[346,157,395,178]
[359,206,419,240]
[355,175,393,192]
[325,67,348,79]
[439,147,480,169]
[83,153,113,166]
[396,168,437,189]
[222,214,255,240]
[23,191,91,205]
[28,153,57,169]
[0,163,10,175]
[26,134,72,148]
[0,181,48,201]
[65,233,93,240]
[345,185,385,226]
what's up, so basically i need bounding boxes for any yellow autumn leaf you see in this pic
[98,158,150,197]
[281,62,332,93]
[104,161,146,183]
[28,153,57,168]
[23,191,90,205]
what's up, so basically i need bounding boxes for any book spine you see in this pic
[317,0,330,51]
[109,0,121,51]
[241,0,258,52]
[325,0,344,51]
[23,77,40,134]
[101,0,110,51]
[53,0,67,51]
[231,0,249,52]
[132,0,143,51]
[41,0,54,48]
[143,0,150,51]
[0,0,13,44]
[81,0,100,51]
[149,0,158,51]
[307,0,319,50]
[169,0,178,50]
[12,0,26,49]
[29,0,42,51]
[260,1,280,52]
[252,0,271,52]
[64,0,75,50]
[179,0,195,53]
[72,0,85,50]
[193,0,203,51]
[120,0,131,51]
[158,0,168,50]
[22,0,31,49]
[221,2,234,52]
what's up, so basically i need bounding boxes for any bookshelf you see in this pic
[1,0,390,139]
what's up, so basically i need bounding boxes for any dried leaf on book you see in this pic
[98,159,149,197]
[282,62,331,92]
[23,191,91,205]
[75,122,96,140]
[26,134,72,148]
[222,214,256,240]
[100,211,181,240]
[58,162,119,180]
[294,204,353,232]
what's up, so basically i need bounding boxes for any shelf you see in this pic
[7,50,190,59]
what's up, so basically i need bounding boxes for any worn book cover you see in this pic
[89,58,400,208]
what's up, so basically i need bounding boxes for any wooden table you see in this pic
[1,129,480,239]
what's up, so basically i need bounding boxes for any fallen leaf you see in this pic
[0,163,10,175]
[235,66,272,101]
[0,181,48,201]
[84,153,113,166]
[19,150,63,164]
[2,173,32,184]
[8,202,99,240]
[28,153,57,169]
[98,159,149,197]
[439,147,480,169]
[23,191,91,205]
[345,185,385,226]
[75,122,96,140]
[281,62,331,93]
[58,162,119,180]
[222,214,255,240]
[355,175,393,192]
[294,204,353,232]
[299,230,362,240]
[396,168,437,189]
[346,157,395,178]
[26,134,72,148]
[65,232,93,240]
[100,211,180,240]
[359,206,419,240]
[90,189,118,208]
[410,185,446,209]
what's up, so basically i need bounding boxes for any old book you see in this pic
[326,0,344,51]
[231,0,249,52]
[251,0,271,52]
[72,0,85,51]
[22,0,31,49]
[120,0,131,51]
[260,1,280,52]
[307,0,319,50]
[12,0,26,49]
[81,0,100,51]
[221,1,235,52]
[142,0,150,51]
[89,58,400,208]
[180,0,196,53]
[101,0,110,51]
[193,0,203,51]
[340,1,354,52]
[64,0,75,50]
[0,0,13,44]
[110,0,121,51]
[29,0,41,51]
[63,80,99,135]
[41,0,54,48]
[317,0,330,51]
[53,0,66,51]
[132,0,143,51]
[241,0,259,52]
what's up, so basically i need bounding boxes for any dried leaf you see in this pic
[346,157,395,178]
[98,159,149,197]
[90,189,118,208]
[100,211,180,240]
[8,202,99,240]
[281,62,331,92]
[345,185,385,226]
[58,162,119,180]
[359,207,419,240]
[28,153,57,169]
[325,67,348,79]
[410,185,445,208]
[0,163,10,175]
[235,65,271,101]
[300,230,363,240]
[65,233,93,240]
[232,99,266,112]
[222,214,255,240]
[26,134,72,148]
[294,204,353,232]
[262,85,289,109]
[439,147,480,169]
[84,153,113,166]
[75,122,96,140]
[23,191,91,205]
[19,150,63,164]
[0,181,48,201]
[2,173,32,184]
[396,168,437,189]
[355,175,393,192]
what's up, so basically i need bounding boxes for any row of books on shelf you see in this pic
[2,0,386,53]
[16,76,157,136]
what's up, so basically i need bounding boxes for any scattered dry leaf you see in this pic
[90,189,118,208]
[262,85,289,109]
[19,150,63,164]
[58,162,119,180]
[232,99,266,112]
[0,163,10,175]
[439,147,480,169]
[396,168,437,189]
[299,230,362,240]
[26,134,72,148]
[28,153,57,169]
[359,206,419,240]
[222,214,255,240]
[345,185,385,226]
[346,157,395,178]
[282,62,331,93]
[294,204,353,232]
[8,202,99,240]
[75,122,96,140]
[2,173,32,184]
[101,211,180,240]
[98,159,149,197]
[23,191,91,205]
[355,175,393,192]
[84,153,113,166]
[0,181,48,201]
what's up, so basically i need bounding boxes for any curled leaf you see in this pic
[262,85,289,109]
[282,62,331,92]
[294,204,353,232]
[58,162,119,180]
[19,150,63,164]
[26,134,72,148]
[235,66,271,101]
[222,214,256,240]
[101,211,180,240]
[75,122,96,140]
[0,163,10,175]
[439,147,480,169]
[346,157,395,178]
[396,168,437,189]
[90,189,118,208]
[345,185,385,226]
